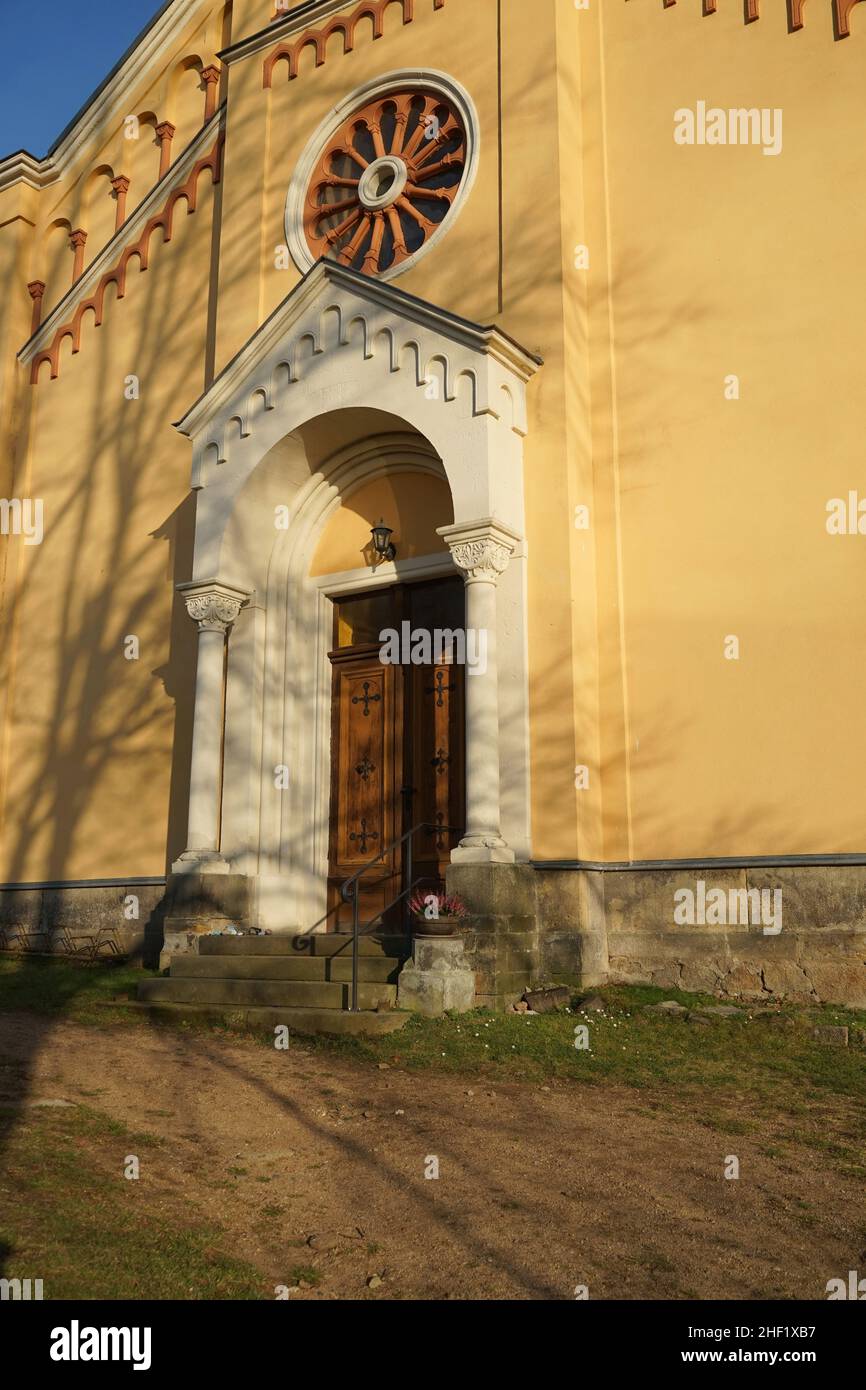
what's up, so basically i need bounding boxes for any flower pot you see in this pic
[413,917,460,937]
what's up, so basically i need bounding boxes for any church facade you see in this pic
[1,0,865,1009]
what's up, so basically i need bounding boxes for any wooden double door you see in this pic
[327,578,465,929]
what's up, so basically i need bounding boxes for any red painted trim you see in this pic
[263,0,446,89]
[156,121,176,178]
[30,135,224,385]
[202,65,221,122]
[837,0,866,35]
[657,0,862,33]
[27,280,46,336]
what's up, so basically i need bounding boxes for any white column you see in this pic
[438,518,520,865]
[173,580,250,874]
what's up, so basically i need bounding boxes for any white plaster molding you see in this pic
[175,259,541,504]
[178,578,250,633]
[174,277,536,928]
[439,518,521,583]
[311,550,454,596]
[0,153,57,193]
[284,69,480,284]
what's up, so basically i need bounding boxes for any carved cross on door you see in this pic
[424,810,447,850]
[349,818,379,855]
[352,681,382,717]
[431,747,450,775]
[426,670,456,708]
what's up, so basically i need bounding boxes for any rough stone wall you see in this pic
[0,873,253,972]
[604,866,866,1010]
[448,861,866,1010]
[4,863,864,1012]
[0,882,167,965]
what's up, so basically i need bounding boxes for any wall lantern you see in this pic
[370,519,397,562]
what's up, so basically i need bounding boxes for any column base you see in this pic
[159,870,253,969]
[171,850,231,875]
[451,835,515,865]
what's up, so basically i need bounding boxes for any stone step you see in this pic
[138,975,396,1011]
[171,954,401,983]
[198,932,409,960]
[113,1001,409,1038]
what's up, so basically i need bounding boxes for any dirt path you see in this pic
[0,1012,861,1300]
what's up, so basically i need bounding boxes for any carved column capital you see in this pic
[202,65,221,121]
[178,580,250,634]
[450,538,512,582]
[27,280,46,334]
[438,518,521,583]
[156,122,176,178]
[69,230,87,284]
[111,175,131,231]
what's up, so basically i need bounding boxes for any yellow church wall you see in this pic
[214,0,593,861]
[214,0,502,370]
[498,0,601,863]
[0,166,218,883]
[589,3,866,858]
[4,0,861,892]
[309,470,453,577]
[20,1,225,327]
[0,0,250,882]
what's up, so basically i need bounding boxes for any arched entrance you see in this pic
[170,259,540,933]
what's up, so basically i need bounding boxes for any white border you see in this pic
[284,69,480,284]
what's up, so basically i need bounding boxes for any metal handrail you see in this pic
[341,820,463,1012]
[289,825,423,945]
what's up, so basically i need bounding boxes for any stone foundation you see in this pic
[446,863,606,1008]
[448,860,866,1010]
[159,872,253,969]
[397,935,476,1015]
[3,860,864,1012]
[0,873,254,973]
[602,864,866,1009]
[0,881,167,965]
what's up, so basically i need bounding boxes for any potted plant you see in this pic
[408,888,470,937]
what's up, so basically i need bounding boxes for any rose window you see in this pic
[302,88,468,276]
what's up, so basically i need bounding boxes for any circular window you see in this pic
[286,73,478,281]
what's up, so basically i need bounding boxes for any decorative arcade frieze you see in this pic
[263,0,447,88]
[652,0,864,38]
[26,126,224,385]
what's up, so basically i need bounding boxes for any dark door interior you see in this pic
[327,578,465,930]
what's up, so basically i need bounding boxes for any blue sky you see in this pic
[0,1,166,158]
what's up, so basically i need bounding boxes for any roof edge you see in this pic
[0,0,213,183]
[175,257,542,439]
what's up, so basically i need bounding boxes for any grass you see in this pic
[2,957,865,1177]
[306,984,866,1106]
[2,957,865,1102]
[0,955,156,1023]
[306,985,866,1177]
[0,1104,269,1299]
[0,958,864,1297]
